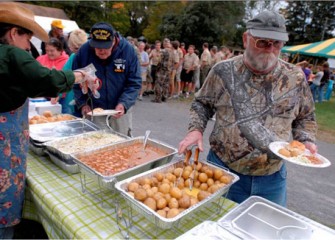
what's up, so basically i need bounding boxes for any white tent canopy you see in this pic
[31,16,79,54]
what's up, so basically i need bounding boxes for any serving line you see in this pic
[23,151,237,239]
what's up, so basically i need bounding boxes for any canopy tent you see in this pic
[281,38,335,59]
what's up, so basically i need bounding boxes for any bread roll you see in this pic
[43,111,53,118]
[288,140,305,151]
[278,148,291,158]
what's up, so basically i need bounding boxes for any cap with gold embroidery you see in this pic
[89,22,115,49]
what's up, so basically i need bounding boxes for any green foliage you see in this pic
[285,1,335,45]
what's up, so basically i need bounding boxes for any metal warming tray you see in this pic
[115,160,239,229]
[71,137,177,189]
[218,196,335,239]
[43,130,128,162]
[29,119,99,142]
[45,150,80,174]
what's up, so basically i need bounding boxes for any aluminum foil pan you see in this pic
[29,141,46,156]
[71,137,177,189]
[45,150,80,174]
[29,119,99,142]
[43,130,128,162]
[218,196,335,240]
[114,160,239,229]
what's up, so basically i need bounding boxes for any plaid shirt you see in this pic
[189,55,317,176]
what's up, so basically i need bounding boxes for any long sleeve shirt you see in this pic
[189,55,317,176]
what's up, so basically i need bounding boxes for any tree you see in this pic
[285,1,335,45]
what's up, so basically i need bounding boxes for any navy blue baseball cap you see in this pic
[89,22,115,49]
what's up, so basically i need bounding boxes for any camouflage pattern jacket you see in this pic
[189,55,317,176]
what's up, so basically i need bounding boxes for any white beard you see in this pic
[244,48,278,72]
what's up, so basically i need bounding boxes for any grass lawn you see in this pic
[315,97,335,143]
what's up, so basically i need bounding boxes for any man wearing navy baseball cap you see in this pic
[72,22,141,136]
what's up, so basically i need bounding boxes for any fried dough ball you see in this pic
[42,111,53,118]
[140,178,152,186]
[200,166,209,173]
[173,168,183,177]
[220,175,232,184]
[142,184,151,190]
[144,197,157,211]
[176,178,185,189]
[151,177,159,187]
[146,188,155,198]
[156,198,168,209]
[199,183,208,191]
[197,190,211,201]
[185,166,193,172]
[166,173,176,182]
[128,182,139,192]
[178,195,191,208]
[164,193,172,203]
[194,180,201,188]
[214,169,224,180]
[170,187,182,199]
[167,208,180,218]
[196,162,203,171]
[134,188,147,201]
[151,187,158,193]
[184,179,191,188]
[168,198,179,209]
[198,173,208,183]
[205,169,214,178]
[159,183,170,194]
[208,184,220,194]
[153,192,164,201]
[182,170,191,180]
[154,172,164,182]
[207,178,214,187]
[162,178,170,185]
[157,210,166,218]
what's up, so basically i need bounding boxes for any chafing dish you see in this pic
[114,160,239,229]
[45,150,80,174]
[43,130,128,162]
[29,118,99,142]
[218,196,335,239]
[71,137,177,190]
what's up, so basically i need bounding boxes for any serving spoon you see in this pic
[142,130,151,152]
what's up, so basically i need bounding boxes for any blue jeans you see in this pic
[207,150,287,207]
[310,84,324,102]
[0,227,14,239]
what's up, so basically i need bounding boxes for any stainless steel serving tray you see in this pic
[45,150,80,174]
[218,196,335,239]
[71,137,177,188]
[43,130,129,162]
[29,119,99,142]
[114,160,239,229]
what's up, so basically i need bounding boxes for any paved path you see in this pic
[131,96,335,229]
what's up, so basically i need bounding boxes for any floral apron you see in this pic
[0,100,29,228]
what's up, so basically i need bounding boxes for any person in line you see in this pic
[41,19,71,56]
[72,22,141,137]
[319,62,330,103]
[138,41,149,101]
[296,60,312,83]
[178,10,317,207]
[180,45,198,98]
[36,38,69,106]
[174,40,184,98]
[199,42,211,88]
[310,65,324,102]
[0,3,96,238]
[60,29,88,114]
[324,75,334,101]
[148,40,161,96]
[169,40,180,98]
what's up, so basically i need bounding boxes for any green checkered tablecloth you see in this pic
[23,151,237,239]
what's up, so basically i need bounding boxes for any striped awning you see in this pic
[281,38,335,58]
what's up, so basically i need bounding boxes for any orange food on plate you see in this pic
[278,140,306,158]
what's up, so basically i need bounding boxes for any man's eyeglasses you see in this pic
[249,34,284,49]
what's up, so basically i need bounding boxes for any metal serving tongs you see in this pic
[188,146,200,191]
[175,145,200,190]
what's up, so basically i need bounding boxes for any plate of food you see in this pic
[87,108,121,116]
[269,140,331,168]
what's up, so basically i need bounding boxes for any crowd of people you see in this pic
[296,60,334,103]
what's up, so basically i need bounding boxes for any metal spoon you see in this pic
[142,130,151,152]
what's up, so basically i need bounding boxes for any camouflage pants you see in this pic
[154,71,170,101]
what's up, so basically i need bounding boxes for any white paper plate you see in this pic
[87,110,121,116]
[269,141,331,168]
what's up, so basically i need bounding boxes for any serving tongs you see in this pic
[175,146,200,191]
